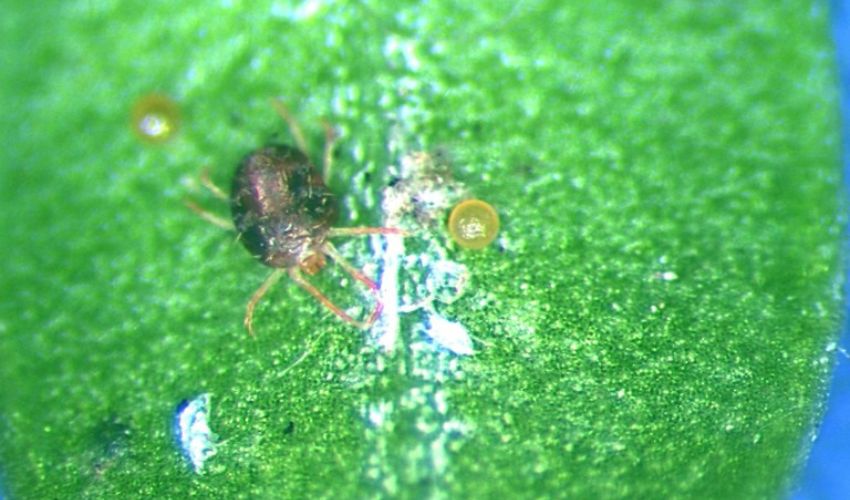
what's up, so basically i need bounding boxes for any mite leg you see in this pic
[327,227,407,238]
[321,242,383,328]
[184,168,232,229]
[184,200,233,230]
[270,98,309,154]
[288,266,373,330]
[244,268,286,336]
[199,168,228,200]
[320,120,337,182]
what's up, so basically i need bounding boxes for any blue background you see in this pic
[793,1,850,498]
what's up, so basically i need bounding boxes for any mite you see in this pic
[187,99,403,335]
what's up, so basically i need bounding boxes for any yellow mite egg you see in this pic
[130,93,180,144]
[448,199,500,250]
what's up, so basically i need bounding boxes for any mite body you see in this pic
[231,145,336,272]
[187,100,402,335]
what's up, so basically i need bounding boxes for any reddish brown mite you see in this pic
[186,99,403,335]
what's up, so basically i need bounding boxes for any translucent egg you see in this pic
[130,93,180,144]
[447,199,499,250]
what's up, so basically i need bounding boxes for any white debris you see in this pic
[371,149,475,355]
[270,0,327,20]
[373,233,405,351]
[175,393,217,473]
[659,271,678,281]
[421,312,474,356]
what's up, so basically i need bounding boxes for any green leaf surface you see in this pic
[0,0,843,498]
